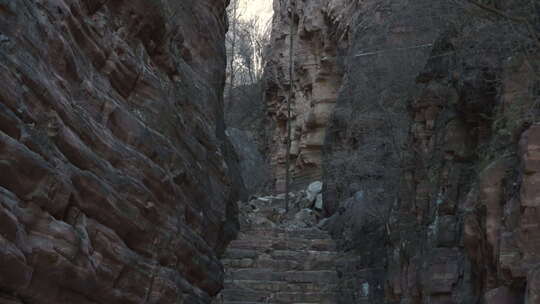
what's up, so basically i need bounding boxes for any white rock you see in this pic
[306,181,323,202]
[354,191,364,201]
[317,217,330,229]
[314,193,324,210]
[308,181,323,193]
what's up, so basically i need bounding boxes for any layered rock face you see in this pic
[382,25,540,303]
[264,0,356,191]
[265,0,540,303]
[0,0,242,303]
[322,2,540,303]
[321,1,452,302]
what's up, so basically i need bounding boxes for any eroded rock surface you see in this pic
[378,17,540,304]
[0,0,242,303]
[264,0,356,191]
[266,0,540,303]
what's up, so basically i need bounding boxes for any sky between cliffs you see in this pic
[239,0,273,30]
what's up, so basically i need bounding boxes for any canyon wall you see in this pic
[266,0,540,303]
[264,0,356,191]
[0,0,242,303]
[225,84,272,195]
[380,18,540,304]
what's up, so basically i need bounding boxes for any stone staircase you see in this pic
[214,187,340,304]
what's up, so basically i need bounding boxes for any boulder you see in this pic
[314,193,324,210]
[291,209,318,228]
[307,181,323,202]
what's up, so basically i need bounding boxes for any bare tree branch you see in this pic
[466,0,540,48]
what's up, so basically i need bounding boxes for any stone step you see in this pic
[222,257,334,272]
[228,238,336,252]
[274,291,338,303]
[221,302,271,304]
[223,248,337,261]
[226,269,338,284]
[224,279,337,293]
[240,228,330,240]
[221,302,270,304]
[222,289,337,303]
[221,289,270,302]
[218,198,340,304]
[222,248,259,260]
[269,250,337,262]
[222,251,337,271]
[222,302,333,304]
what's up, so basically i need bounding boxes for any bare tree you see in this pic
[227,0,240,107]
[225,5,272,90]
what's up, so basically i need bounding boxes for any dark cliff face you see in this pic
[265,0,540,303]
[322,1,540,303]
[383,20,540,303]
[322,1,454,302]
[225,84,272,195]
[0,0,242,303]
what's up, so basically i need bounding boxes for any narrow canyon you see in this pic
[0,0,539,303]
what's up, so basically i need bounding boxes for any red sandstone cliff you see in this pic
[264,0,540,303]
[0,0,242,303]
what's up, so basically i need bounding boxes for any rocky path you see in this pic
[214,184,340,304]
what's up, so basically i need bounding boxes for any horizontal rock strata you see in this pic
[0,0,241,303]
[264,0,355,191]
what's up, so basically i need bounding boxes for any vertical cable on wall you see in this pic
[285,0,295,212]
[228,0,238,108]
